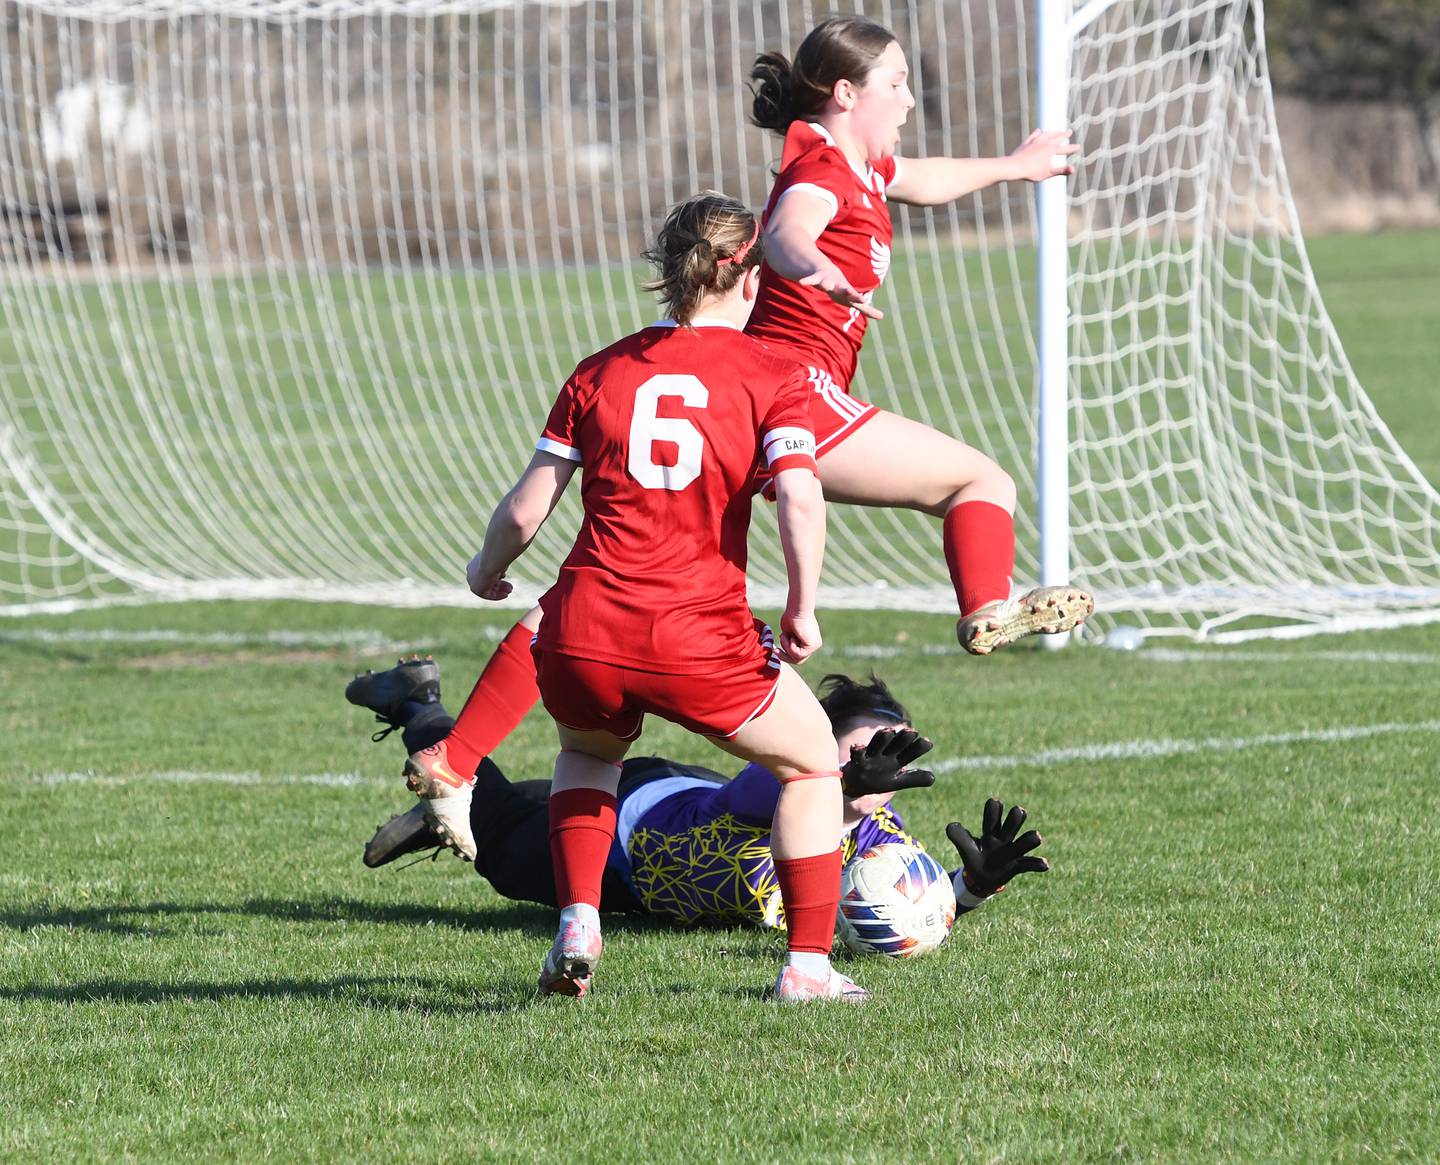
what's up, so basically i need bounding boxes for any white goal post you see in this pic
[2,0,1437,640]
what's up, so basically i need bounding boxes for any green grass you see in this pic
[2,604,1440,1162]
[2,228,1439,1162]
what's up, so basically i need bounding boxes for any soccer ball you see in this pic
[837,843,957,958]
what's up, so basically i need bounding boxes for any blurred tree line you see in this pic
[1266,0,1440,183]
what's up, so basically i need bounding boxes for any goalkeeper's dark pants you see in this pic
[402,705,642,914]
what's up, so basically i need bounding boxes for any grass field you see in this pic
[2,230,1439,1162]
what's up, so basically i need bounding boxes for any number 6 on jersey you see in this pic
[628,374,708,491]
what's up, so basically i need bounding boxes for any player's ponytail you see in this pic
[749,51,795,134]
[643,192,762,326]
[750,17,898,136]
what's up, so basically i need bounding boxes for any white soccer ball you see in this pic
[837,843,957,958]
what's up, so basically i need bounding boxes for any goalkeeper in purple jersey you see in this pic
[347,660,1049,929]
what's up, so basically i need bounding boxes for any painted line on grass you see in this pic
[933,719,1440,773]
[32,719,1440,788]
[1132,648,1440,666]
[0,628,406,651]
[8,631,1431,666]
[0,626,509,651]
[835,643,964,659]
[833,642,1439,665]
[30,770,391,789]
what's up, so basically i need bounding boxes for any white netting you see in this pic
[1,0,1437,636]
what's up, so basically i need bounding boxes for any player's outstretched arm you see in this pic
[467,450,577,600]
[841,727,936,797]
[946,797,1050,904]
[763,189,883,320]
[887,130,1079,206]
[772,465,826,664]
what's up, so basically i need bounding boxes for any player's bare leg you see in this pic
[816,409,1092,651]
[403,606,544,861]
[539,728,628,999]
[714,665,870,1003]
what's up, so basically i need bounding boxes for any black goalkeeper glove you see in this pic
[946,797,1050,896]
[841,727,936,798]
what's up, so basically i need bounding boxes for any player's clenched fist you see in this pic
[778,610,822,664]
[466,552,513,601]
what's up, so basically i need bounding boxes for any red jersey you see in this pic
[746,120,900,388]
[534,320,817,673]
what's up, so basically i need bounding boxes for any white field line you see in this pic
[1130,648,1440,666]
[833,643,1439,665]
[3,630,1429,666]
[28,720,1440,787]
[29,770,391,789]
[0,626,508,650]
[933,719,1440,773]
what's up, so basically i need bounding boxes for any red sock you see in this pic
[443,620,541,775]
[775,849,842,955]
[943,500,1016,616]
[549,787,618,909]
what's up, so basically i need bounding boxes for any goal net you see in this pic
[3,0,1437,639]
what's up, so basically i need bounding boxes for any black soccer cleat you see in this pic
[363,803,446,868]
[345,655,440,740]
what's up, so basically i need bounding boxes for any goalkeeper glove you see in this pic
[946,797,1049,897]
[841,728,936,798]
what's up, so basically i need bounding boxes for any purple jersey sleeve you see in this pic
[695,761,920,845]
[700,762,784,823]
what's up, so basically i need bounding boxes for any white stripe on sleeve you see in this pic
[536,437,582,463]
[774,183,838,224]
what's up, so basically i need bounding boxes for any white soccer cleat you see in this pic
[956,586,1094,655]
[773,965,872,1004]
[402,740,477,862]
[537,919,604,999]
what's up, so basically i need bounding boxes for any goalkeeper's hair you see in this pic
[642,191,763,326]
[750,16,898,136]
[818,673,911,734]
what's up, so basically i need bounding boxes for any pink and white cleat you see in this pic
[773,965,872,1004]
[402,739,477,862]
[537,919,604,999]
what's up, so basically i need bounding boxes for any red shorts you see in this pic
[533,620,782,740]
[756,364,878,497]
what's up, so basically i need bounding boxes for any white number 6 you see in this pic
[628,374,709,491]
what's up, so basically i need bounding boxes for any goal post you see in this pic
[2,0,1437,640]
[1035,0,1078,647]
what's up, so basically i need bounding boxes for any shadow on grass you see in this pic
[0,896,664,940]
[0,975,548,1014]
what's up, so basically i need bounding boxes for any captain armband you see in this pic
[762,426,817,474]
